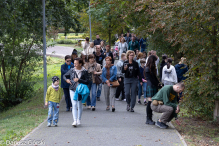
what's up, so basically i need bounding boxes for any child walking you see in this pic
[45,76,62,127]
[138,59,147,105]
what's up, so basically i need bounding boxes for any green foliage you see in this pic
[60,35,83,39]
[85,0,126,47]
[56,39,78,44]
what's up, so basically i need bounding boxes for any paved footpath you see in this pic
[46,46,75,58]
[20,46,185,146]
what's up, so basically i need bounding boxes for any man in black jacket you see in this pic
[93,34,102,46]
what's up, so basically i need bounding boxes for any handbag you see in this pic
[94,63,102,84]
[94,74,102,85]
[110,80,120,87]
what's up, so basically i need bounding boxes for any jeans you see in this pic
[63,88,72,110]
[47,101,59,124]
[69,90,83,121]
[96,83,102,98]
[87,81,97,107]
[138,82,147,99]
[124,78,138,108]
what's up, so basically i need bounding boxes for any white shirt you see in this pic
[86,47,96,55]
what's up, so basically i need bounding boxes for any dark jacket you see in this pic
[122,60,142,82]
[144,67,159,87]
[159,61,167,81]
[175,64,188,82]
[103,50,114,64]
[61,63,74,88]
[93,52,105,68]
[94,39,102,46]
[63,67,89,91]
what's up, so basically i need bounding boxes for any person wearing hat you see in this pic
[71,49,78,63]
[45,76,62,127]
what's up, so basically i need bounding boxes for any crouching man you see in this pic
[151,82,185,129]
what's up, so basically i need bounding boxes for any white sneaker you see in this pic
[72,121,77,127]
[87,106,91,109]
[123,99,126,101]
[77,119,81,125]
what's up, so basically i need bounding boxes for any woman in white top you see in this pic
[118,37,128,59]
[83,37,90,53]
[86,42,96,55]
[162,58,178,86]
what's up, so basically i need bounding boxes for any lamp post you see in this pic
[42,0,47,104]
[89,1,92,41]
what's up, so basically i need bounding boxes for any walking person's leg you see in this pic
[130,79,138,111]
[115,79,122,99]
[53,102,59,126]
[63,88,71,111]
[146,97,155,125]
[96,83,102,101]
[103,84,110,110]
[143,82,147,105]
[121,77,125,100]
[77,100,83,125]
[86,81,92,107]
[47,101,53,126]
[69,90,77,126]
[110,87,116,112]
[124,82,131,111]
[138,81,142,104]
[91,83,97,110]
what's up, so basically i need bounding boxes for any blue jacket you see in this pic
[102,65,117,83]
[175,64,188,82]
[73,84,90,103]
[139,38,147,51]
[61,63,74,88]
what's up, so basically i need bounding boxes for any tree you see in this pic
[87,0,126,47]
[0,0,81,111]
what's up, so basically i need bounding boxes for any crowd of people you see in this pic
[45,33,188,129]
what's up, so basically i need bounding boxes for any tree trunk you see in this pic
[109,30,111,49]
[214,101,219,121]
[65,32,67,39]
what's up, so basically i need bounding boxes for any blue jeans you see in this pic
[47,101,59,124]
[87,81,97,107]
[138,81,147,99]
[96,83,102,98]
[69,90,83,121]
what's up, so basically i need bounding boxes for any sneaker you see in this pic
[66,108,70,112]
[144,101,148,105]
[112,108,115,112]
[92,106,95,111]
[72,121,77,127]
[53,123,58,127]
[130,108,134,112]
[97,97,100,101]
[137,100,142,104]
[87,105,91,109]
[115,98,120,101]
[155,120,167,129]
[146,117,155,125]
[47,123,51,127]
[123,99,126,101]
[126,105,130,111]
[77,119,81,126]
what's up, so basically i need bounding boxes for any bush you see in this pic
[60,35,83,39]
[56,39,77,44]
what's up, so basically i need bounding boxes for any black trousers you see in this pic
[115,77,125,100]
[63,88,72,110]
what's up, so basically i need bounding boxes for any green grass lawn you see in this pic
[0,57,64,146]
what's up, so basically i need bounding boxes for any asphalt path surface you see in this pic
[19,45,185,146]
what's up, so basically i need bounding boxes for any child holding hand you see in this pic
[45,76,62,127]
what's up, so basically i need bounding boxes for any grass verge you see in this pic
[0,57,64,146]
[172,108,219,146]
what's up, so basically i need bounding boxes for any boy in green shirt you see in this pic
[151,82,185,129]
[45,76,62,127]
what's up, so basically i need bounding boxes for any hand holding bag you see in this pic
[110,80,120,87]
[94,63,102,84]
